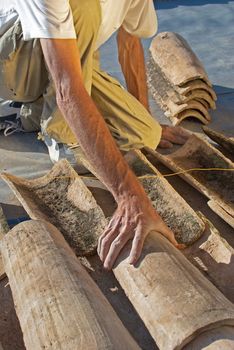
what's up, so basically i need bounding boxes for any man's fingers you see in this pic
[97,216,121,255]
[177,243,186,250]
[170,136,187,145]
[97,228,110,256]
[151,222,184,250]
[156,221,179,247]
[170,126,190,138]
[98,230,119,263]
[158,139,173,149]
[162,124,190,138]
[103,233,131,270]
[98,199,186,270]
[161,125,190,145]
[163,132,187,144]
[175,126,190,139]
[128,228,145,265]
[98,226,119,262]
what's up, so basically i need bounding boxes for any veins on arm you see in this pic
[39,38,143,200]
[117,26,149,111]
[39,38,179,270]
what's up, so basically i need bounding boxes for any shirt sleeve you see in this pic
[16,0,76,40]
[122,0,157,38]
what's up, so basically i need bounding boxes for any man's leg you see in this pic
[0,20,48,133]
[41,0,161,153]
[91,66,162,152]
[0,22,47,104]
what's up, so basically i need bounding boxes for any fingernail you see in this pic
[128,257,136,265]
[98,253,103,262]
[103,262,111,271]
[176,243,186,250]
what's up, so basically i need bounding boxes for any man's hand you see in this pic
[98,191,182,270]
[40,39,184,271]
[158,125,190,149]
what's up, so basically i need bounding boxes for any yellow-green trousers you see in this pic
[0,0,161,151]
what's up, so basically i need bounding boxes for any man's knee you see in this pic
[132,117,162,150]
[115,117,162,152]
[0,22,48,102]
[145,119,162,150]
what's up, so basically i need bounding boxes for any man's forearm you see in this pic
[40,39,146,201]
[40,38,179,270]
[117,27,149,111]
[58,84,146,201]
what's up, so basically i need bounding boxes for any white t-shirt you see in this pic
[97,0,157,48]
[0,0,157,48]
[0,0,76,40]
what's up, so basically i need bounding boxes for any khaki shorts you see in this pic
[0,20,48,103]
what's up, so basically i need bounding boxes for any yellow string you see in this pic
[48,167,234,182]
[162,167,234,177]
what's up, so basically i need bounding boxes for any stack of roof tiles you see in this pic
[147,32,217,125]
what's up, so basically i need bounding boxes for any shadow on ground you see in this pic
[155,0,233,10]
[214,85,234,95]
